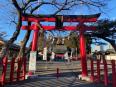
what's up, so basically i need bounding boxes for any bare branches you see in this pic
[30,3,43,13]
[10,0,109,16]
[53,0,68,15]
[12,0,108,15]
[81,0,106,7]
[6,0,111,55]
[12,0,22,12]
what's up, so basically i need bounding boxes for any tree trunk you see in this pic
[18,31,31,58]
[15,23,31,71]
[18,22,31,58]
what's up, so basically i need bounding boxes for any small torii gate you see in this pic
[21,13,100,77]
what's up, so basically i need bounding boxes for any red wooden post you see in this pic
[28,24,39,75]
[103,59,108,86]
[31,30,39,51]
[90,59,94,81]
[97,59,100,82]
[79,31,88,77]
[111,60,116,87]
[56,68,59,79]
[23,57,26,80]
[1,56,8,85]
[31,24,39,51]
[10,57,15,82]
[17,58,21,81]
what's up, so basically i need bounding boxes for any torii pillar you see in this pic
[78,24,97,77]
[32,25,39,51]
[79,30,88,76]
[29,23,39,75]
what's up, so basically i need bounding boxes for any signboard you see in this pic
[29,51,37,71]
[64,52,68,60]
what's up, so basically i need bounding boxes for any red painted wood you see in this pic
[90,59,94,81]
[23,57,26,80]
[10,57,15,82]
[31,25,39,51]
[79,31,88,77]
[111,60,116,87]
[22,16,98,22]
[1,56,8,85]
[97,59,100,82]
[17,58,21,81]
[21,25,96,31]
[56,68,59,79]
[103,59,108,86]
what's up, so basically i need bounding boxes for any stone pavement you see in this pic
[5,61,112,87]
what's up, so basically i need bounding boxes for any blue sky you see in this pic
[0,0,116,48]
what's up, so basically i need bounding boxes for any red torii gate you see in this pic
[21,13,100,77]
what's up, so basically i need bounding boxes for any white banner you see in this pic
[29,51,37,71]
[43,47,47,60]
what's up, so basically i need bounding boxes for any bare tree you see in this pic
[0,0,109,60]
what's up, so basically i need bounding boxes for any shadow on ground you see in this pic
[5,71,112,87]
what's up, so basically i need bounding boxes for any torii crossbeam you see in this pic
[21,13,100,77]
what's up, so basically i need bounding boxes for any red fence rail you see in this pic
[0,56,27,86]
[90,58,116,87]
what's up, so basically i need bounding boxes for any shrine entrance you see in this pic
[21,13,100,77]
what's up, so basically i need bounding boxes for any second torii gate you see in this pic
[21,13,100,77]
